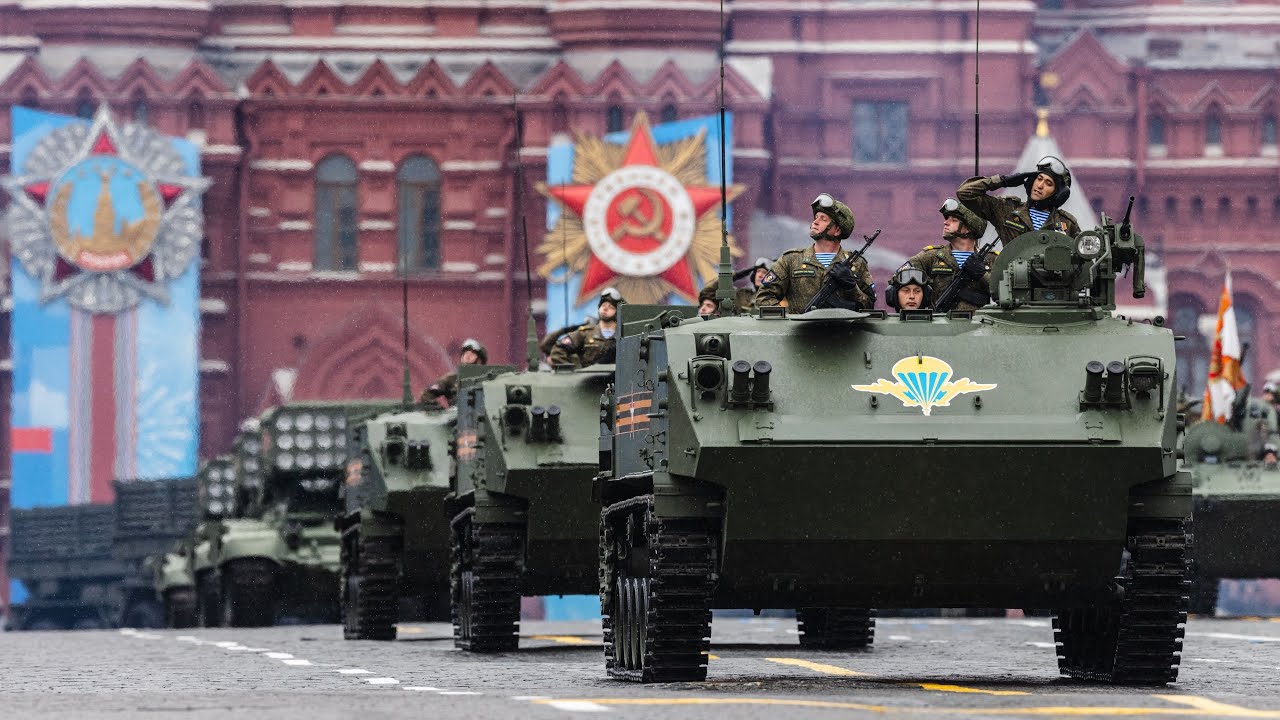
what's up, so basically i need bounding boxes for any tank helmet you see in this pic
[811,193,856,240]
[1025,155,1073,209]
[598,286,624,309]
[884,266,934,310]
[460,338,487,364]
[939,198,988,238]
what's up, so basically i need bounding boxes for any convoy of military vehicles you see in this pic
[6,211,1279,691]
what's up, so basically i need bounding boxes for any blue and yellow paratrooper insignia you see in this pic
[851,356,996,416]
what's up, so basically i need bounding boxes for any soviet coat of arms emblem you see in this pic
[1,106,210,313]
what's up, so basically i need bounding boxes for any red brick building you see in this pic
[0,0,1275,550]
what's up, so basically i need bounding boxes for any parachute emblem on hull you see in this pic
[852,356,997,416]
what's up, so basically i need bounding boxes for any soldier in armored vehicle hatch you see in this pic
[423,338,487,407]
[755,193,875,311]
[884,267,933,311]
[549,288,623,367]
[957,155,1081,245]
[902,199,995,311]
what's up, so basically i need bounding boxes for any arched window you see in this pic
[314,154,359,271]
[660,100,678,124]
[1205,108,1222,148]
[396,155,442,272]
[131,91,148,124]
[1170,294,1209,400]
[606,103,625,133]
[1147,115,1165,146]
[1263,115,1277,148]
[76,90,95,119]
[188,95,206,130]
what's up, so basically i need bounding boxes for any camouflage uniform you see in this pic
[903,245,998,312]
[548,323,616,368]
[697,279,755,314]
[755,245,875,311]
[956,174,1081,245]
[422,373,460,405]
[540,317,596,357]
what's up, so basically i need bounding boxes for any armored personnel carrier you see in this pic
[339,404,456,640]
[448,359,611,651]
[1183,397,1280,614]
[597,213,1191,684]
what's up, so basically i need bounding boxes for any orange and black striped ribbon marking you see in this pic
[457,429,478,460]
[615,392,653,436]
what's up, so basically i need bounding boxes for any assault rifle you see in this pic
[802,229,880,313]
[934,235,1000,313]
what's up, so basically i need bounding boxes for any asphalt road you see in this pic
[4,616,1280,719]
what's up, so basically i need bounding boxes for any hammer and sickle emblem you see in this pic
[611,189,666,242]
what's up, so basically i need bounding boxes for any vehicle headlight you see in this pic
[334,415,347,430]
[1076,234,1103,258]
[316,434,333,449]
[335,434,347,448]
[209,484,224,498]
[296,453,315,470]
[277,434,294,450]
[315,415,332,432]
[208,500,225,514]
[296,434,314,450]
[295,413,314,432]
[275,414,294,432]
[317,451,334,468]
[277,453,295,470]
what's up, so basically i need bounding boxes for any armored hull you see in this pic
[448,364,610,651]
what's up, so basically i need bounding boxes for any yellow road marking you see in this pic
[533,697,1280,717]
[395,626,425,635]
[707,654,720,660]
[916,683,1029,696]
[763,657,868,676]
[529,635,595,646]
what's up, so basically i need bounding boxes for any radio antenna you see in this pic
[714,0,735,312]
[400,249,412,404]
[974,0,981,176]
[512,94,539,371]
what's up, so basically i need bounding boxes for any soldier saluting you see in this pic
[755,193,875,311]
[901,199,995,312]
[423,338,487,408]
[956,155,1081,245]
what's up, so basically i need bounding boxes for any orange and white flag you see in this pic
[1202,271,1246,423]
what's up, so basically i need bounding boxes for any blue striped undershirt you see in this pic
[815,252,837,267]
[951,250,973,267]
[1028,207,1050,230]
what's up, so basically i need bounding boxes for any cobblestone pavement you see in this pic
[3,616,1280,719]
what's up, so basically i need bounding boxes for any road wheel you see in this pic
[601,495,716,683]
[450,508,522,652]
[221,558,278,628]
[164,588,199,628]
[796,608,876,649]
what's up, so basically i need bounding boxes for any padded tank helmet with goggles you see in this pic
[1024,155,1072,209]
[885,267,934,310]
[811,193,856,240]
[598,287,624,308]
[939,198,989,238]
[460,338,487,364]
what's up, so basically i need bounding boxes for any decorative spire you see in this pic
[1036,108,1050,138]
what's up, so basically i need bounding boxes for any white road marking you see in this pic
[241,648,274,652]
[214,641,242,648]
[336,668,374,675]
[513,695,551,700]
[1189,632,1280,643]
[281,659,313,666]
[546,700,612,713]
[888,635,912,641]
[365,678,400,685]
[1025,642,1057,649]
[264,652,294,659]
[438,691,482,695]
[403,687,441,692]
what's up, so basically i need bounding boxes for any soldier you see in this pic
[901,199,995,312]
[755,193,875,311]
[956,155,1081,245]
[423,338,486,408]
[549,288,623,368]
[539,316,596,358]
[884,267,934,311]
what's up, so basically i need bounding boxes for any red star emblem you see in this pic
[544,116,725,303]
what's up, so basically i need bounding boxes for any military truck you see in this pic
[216,401,395,627]
[449,359,611,651]
[597,213,1191,684]
[6,503,122,630]
[1183,397,1280,614]
[113,476,200,628]
[339,404,456,640]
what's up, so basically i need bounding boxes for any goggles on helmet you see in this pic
[813,193,836,209]
[753,257,771,269]
[893,268,927,287]
[940,198,962,214]
[600,287,623,303]
[1036,156,1067,177]
[461,338,483,353]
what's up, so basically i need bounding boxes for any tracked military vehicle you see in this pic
[190,455,239,626]
[111,476,200,629]
[339,404,456,640]
[1183,397,1280,614]
[597,211,1191,684]
[448,358,611,651]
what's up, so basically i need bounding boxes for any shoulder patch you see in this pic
[924,244,943,251]
[761,270,778,286]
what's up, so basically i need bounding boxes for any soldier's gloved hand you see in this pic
[827,261,858,289]
[960,254,987,278]
[1000,171,1037,188]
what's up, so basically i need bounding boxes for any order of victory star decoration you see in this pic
[536,113,745,305]
[1,106,211,313]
